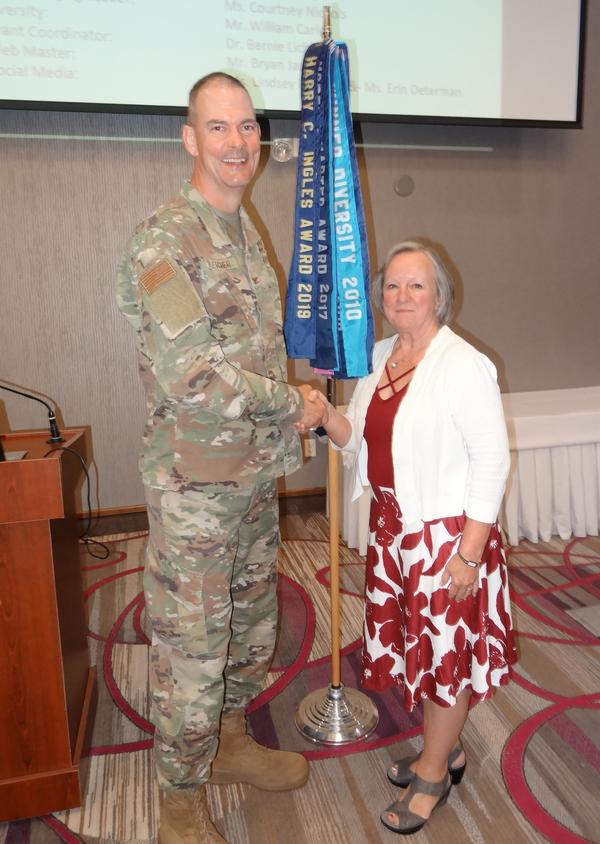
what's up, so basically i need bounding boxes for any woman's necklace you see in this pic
[389,334,433,369]
[389,355,415,369]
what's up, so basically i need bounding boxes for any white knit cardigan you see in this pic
[339,326,510,526]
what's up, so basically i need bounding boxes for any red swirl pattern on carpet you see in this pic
[3,530,594,843]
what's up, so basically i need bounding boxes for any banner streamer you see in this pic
[285,40,373,379]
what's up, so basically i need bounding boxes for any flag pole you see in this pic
[327,378,341,688]
[295,6,378,745]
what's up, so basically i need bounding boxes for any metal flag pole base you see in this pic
[295,683,378,745]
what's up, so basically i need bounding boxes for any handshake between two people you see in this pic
[294,385,352,448]
[296,384,330,432]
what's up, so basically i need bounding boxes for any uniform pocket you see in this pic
[173,568,209,657]
[146,564,209,657]
[140,258,205,340]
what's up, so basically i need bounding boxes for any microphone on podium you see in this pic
[0,383,65,443]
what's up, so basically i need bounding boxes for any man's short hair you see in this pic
[187,72,250,124]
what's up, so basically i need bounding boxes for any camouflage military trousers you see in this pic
[143,479,280,790]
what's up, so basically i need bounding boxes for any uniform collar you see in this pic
[181,180,251,249]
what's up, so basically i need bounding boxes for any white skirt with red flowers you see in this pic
[362,485,517,710]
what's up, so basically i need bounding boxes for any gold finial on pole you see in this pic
[322,5,331,41]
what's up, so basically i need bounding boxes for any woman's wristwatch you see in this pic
[457,550,481,569]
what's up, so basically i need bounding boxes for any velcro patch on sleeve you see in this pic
[140,259,205,340]
[140,259,177,295]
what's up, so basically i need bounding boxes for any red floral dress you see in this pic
[362,370,517,710]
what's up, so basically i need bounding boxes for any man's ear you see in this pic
[182,124,198,157]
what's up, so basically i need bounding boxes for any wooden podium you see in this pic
[0,428,96,822]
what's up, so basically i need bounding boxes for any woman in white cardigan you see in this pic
[304,241,517,835]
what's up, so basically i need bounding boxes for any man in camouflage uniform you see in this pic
[117,73,322,844]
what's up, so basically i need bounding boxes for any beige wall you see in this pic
[1,9,599,510]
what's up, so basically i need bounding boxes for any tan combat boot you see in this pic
[158,785,227,844]
[209,709,309,790]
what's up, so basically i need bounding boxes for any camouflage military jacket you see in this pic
[116,181,303,492]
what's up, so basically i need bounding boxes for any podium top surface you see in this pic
[0,428,87,523]
[1,428,86,461]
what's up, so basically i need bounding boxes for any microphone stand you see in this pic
[0,384,65,443]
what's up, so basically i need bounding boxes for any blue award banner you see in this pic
[312,44,338,373]
[285,42,329,363]
[285,40,373,379]
[328,45,373,378]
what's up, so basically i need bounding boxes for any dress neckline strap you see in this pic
[377,363,416,394]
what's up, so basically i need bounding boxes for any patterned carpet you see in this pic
[1,518,599,843]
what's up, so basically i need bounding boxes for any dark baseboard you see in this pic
[81,492,326,537]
